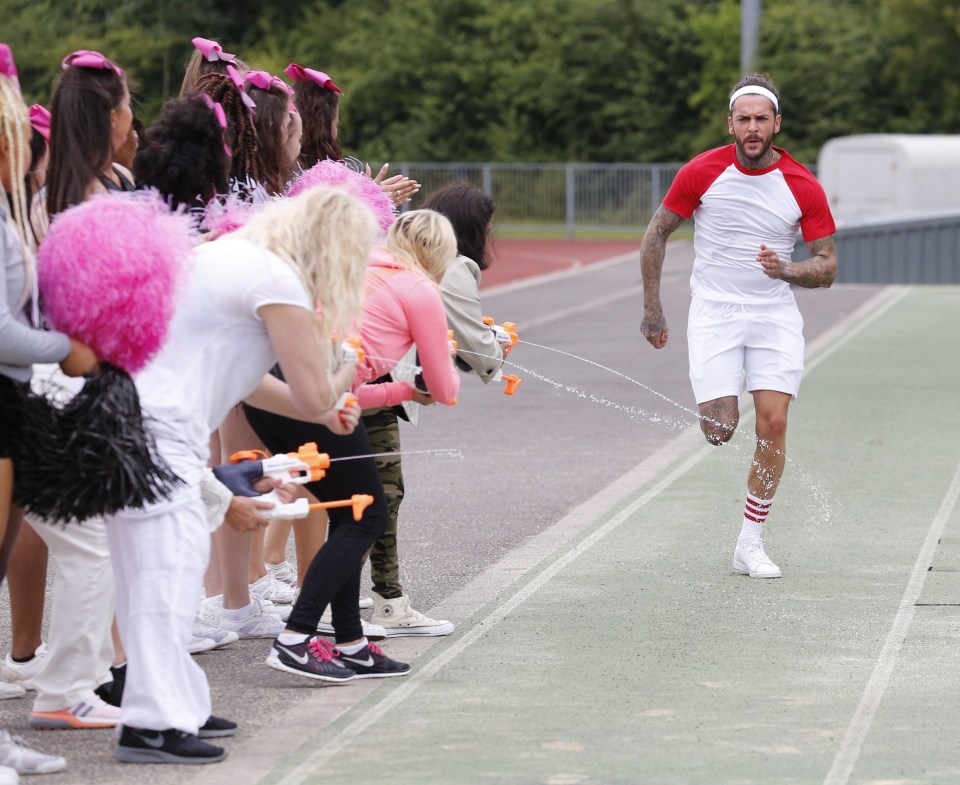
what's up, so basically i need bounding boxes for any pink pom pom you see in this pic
[286,160,397,235]
[201,193,255,236]
[38,191,194,373]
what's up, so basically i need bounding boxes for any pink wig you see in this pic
[38,191,194,373]
[286,160,397,235]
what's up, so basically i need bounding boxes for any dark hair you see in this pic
[25,128,46,203]
[193,73,260,188]
[423,182,495,270]
[133,97,229,209]
[293,80,341,168]
[248,83,296,195]
[47,65,127,216]
[729,73,780,115]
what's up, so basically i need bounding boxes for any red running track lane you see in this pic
[481,238,640,289]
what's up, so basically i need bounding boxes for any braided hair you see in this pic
[193,72,260,188]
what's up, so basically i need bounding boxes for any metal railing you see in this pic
[401,162,683,238]
[793,208,960,284]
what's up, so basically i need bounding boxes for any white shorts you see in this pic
[687,295,804,404]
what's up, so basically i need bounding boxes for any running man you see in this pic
[640,73,837,578]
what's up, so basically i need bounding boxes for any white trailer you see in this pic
[816,134,960,219]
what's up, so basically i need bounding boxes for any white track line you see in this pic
[268,284,908,785]
[823,455,960,785]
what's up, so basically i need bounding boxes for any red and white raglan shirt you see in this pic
[663,145,835,305]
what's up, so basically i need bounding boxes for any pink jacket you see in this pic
[353,247,459,408]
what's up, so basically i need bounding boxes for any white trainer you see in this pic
[265,560,297,586]
[250,573,297,605]
[0,730,65,774]
[0,683,25,700]
[317,607,387,641]
[1,644,47,691]
[733,540,782,578]
[187,636,217,655]
[191,624,239,650]
[0,765,17,784]
[359,596,374,609]
[371,594,455,637]
[216,596,285,639]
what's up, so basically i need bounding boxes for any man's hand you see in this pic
[641,306,669,349]
[757,244,788,280]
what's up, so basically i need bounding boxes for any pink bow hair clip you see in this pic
[192,37,237,64]
[0,44,21,93]
[61,50,124,78]
[226,64,257,115]
[244,70,293,96]
[198,95,231,158]
[284,63,343,95]
[28,104,51,141]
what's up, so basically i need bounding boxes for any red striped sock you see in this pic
[739,493,773,544]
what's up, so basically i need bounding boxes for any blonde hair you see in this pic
[386,209,457,282]
[235,185,375,358]
[0,74,36,310]
[180,48,248,98]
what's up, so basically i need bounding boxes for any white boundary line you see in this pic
[823,455,960,785]
[266,284,908,785]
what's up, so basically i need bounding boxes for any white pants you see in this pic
[29,517,114,712]
[105,493,211,733]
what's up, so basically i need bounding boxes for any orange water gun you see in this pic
[214,442,374,521]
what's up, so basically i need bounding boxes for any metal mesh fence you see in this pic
[398,162,683,237]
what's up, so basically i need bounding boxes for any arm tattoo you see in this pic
[785,234,837,288]
[640,205,684,307]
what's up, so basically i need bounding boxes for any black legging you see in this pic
[242,404,388,643]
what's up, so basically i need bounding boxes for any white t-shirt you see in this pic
[663,145,836,305]
[135,236,311,466]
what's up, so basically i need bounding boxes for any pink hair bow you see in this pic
[0,44,21,93]
[192,37,237,64]
[226,64,257,115]
[244,70,293,96]
[199,95,231,158]
[28,104,51,141]
[284,63,343,95]
[61,50,124,78]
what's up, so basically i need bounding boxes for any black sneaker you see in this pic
[95,662,126,708]
[115,726,226,764]
[265,636,356,683]
[338,642,411,679]
[198,716,237,738]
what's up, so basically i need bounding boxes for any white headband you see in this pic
[728,85,779,113]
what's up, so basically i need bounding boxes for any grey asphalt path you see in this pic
[0,243,888,784]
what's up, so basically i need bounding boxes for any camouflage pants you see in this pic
[361,407,404,599]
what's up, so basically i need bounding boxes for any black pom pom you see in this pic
[12,365,182,523]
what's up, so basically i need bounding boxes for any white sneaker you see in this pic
[733,540,782,578]
[0,730,65,774]
[317,608,387,641]
[0,765,17,785]
[191,624,239,650]
[216,596,285,639]
[359,596,374,609]
[1,645,47,691]
[250,573,297,605]
[0,684,24,701]
[265,560,297,586]
[260,597,291,622]
[0,664,25,700]
[188,636,218,655]
[371,594,455,637]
